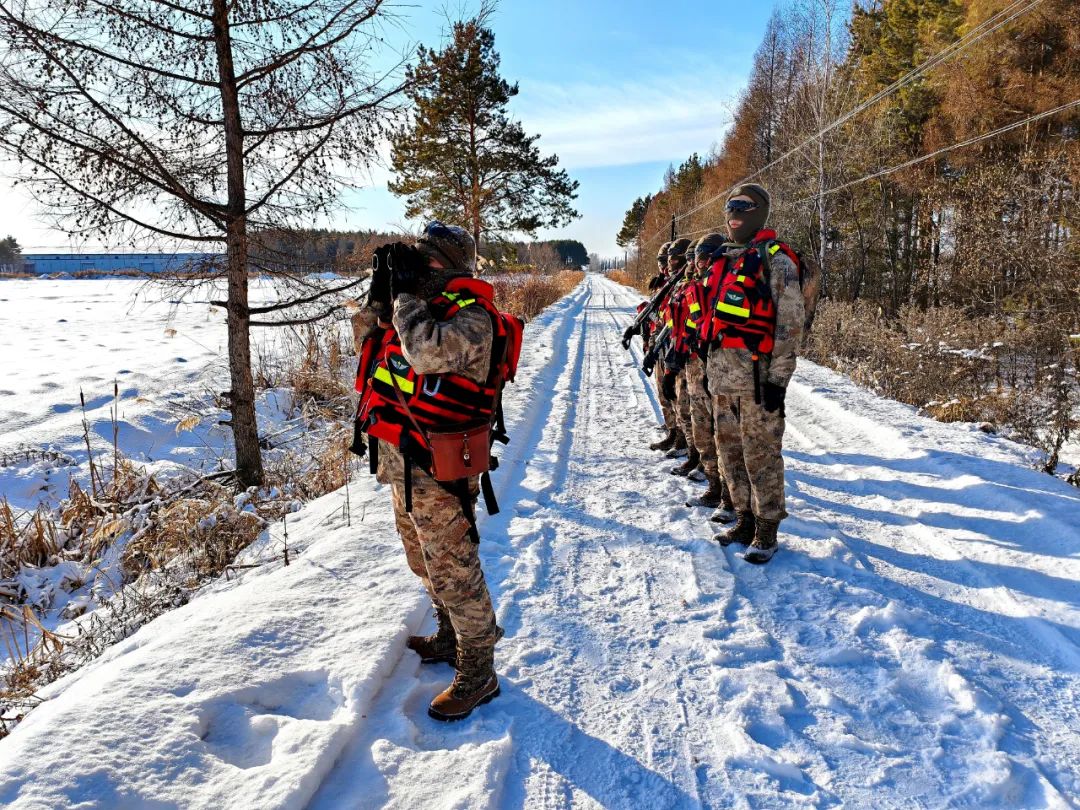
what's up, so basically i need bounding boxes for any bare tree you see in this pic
[0,0,406,485]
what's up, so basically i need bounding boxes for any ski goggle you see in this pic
[725,199,758,213]
[423,220,457,241]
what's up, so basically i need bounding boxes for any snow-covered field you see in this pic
[1,278,241,512]
[2,274,1079,808]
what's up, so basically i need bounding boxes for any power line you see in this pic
[652,98,1079,246]
[734,0,1044,190]
[791,97,1080,204]
[634,0,1046,250]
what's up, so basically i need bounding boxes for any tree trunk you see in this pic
[213,0,263,487]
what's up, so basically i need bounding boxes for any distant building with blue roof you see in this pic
[17,253,215,276]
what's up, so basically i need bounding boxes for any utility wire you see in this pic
[790,97,1080,204]
[656,99,1080,244]
[675,0,1045,226]
[635,0,1045,250]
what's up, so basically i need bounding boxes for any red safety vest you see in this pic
[669,277,707,357]
[699,229,799,354]
[355,277,523,470]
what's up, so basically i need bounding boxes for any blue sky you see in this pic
[1,1,776,258]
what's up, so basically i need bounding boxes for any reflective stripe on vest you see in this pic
[374,365,415,394]
[715,295,751,320]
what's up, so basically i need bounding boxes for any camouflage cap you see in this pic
[668,238,692,258]
[657,241,672,260]
[416,221,476,272]
[695,232,726,258]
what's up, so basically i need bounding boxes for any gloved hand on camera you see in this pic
[387,242,427,299]
[367,244,395,318]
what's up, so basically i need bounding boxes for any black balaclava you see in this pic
[726,183,771,245]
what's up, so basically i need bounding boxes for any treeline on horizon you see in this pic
[618,0,1079,477]
[252,228,588,273]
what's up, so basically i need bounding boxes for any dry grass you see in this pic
[604,269,638,289]
[806,300,1079,474]
[489,270,584,320]
[0,502,63,586]
[120,494,265,585]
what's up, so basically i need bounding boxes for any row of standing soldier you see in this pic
[624,183,819,565]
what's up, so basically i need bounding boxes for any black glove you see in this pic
[622,325,637,349]
[367,245,394,318]
[661,371,677,402]
[762,381,786,415]
[647,274,664,291]
[387,242,427,299]
[348,420,367,459]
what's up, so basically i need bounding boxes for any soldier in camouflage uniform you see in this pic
[655,238,693,463]
[681,235,736,518]
[648,242,686,454]
[667,239,704,477]
[703,185,804,564]
[352,223,502,719]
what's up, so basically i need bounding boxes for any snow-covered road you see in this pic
[2,274,1078,808]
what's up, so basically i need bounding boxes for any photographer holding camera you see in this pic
[351,222,521,722]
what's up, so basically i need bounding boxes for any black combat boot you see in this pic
[407,607,456,664]
[664,431,689,459]
[686,474,725,508]
[710,482,737,523]
[744,518,780,565]
[428,644,500,721]
[671,446,701,476]
[714,510,755,546]
[649,429,677,452]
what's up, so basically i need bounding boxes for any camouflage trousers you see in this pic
[381,442,499,654]
[684,355,718,479]
[653,356,677,430]
[675,370,693,444]
[711,394,788,522]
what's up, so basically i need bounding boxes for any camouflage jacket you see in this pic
[706,240,804,396]
[351,280,494,483]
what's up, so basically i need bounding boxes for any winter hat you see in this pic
[657,241,672,261]
[416,221,476,272]
[684,238,700,262]
[694,232,726,261]
[667,238,692,261]
[726,184,771,244]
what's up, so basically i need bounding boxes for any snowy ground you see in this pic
[0,277,328,513]
[1,274,1079,808]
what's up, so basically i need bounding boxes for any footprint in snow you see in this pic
[194,670,342,770]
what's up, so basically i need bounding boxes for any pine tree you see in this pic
[616,195,652,248]
[389,18,579,248]
[0,236,22,273]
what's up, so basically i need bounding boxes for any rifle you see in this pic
[641,324,671,377]
[621,268,686,349]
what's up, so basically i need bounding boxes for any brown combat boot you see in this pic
[407,608,456,664]
[744,518,780,565]
[428,645,500,722]
[671,446,701,477]
[709,482,737,523]
[686,474,725,508]
[714,510,755,546]
[649,429,677,452]
[664,431,689,459]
